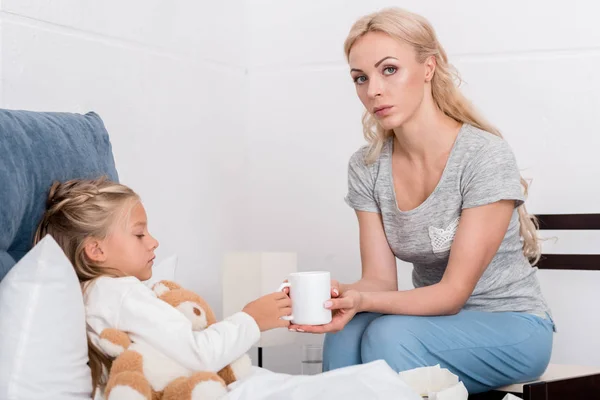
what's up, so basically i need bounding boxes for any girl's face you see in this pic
[348,31,434,130]
[88,201,159,281]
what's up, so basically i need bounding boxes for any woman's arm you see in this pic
[357,200,515,315]
[289,199,516,334]
[341,210,398,293]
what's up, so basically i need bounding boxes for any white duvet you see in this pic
[226,360,422,400]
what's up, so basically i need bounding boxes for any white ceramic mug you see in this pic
[278,271,332,325]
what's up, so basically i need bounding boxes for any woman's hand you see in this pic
[289,289,362,334]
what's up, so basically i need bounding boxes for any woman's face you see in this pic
[348,31,434,130]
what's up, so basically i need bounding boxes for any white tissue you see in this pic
[429,382,468,400]
[399,365,523,400]
[399,365,461,398]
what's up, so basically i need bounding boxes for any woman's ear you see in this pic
[424,55,436,82]
[84,239,107,263]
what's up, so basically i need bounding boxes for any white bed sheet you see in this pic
[226,360,422,400]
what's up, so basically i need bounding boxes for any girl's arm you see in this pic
[117,283,261,373]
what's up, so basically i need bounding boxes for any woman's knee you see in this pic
[325,312,381,347]
[360,315,428,371]
[323,312,381,371]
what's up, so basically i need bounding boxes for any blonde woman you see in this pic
[289,8,554,393]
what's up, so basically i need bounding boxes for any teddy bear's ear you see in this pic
[152,280,182,297]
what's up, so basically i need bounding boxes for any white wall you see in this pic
[0,0,249,318]
[244,0,600,372]
[2,0,599,375]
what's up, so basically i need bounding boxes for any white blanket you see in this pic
[226,360,422,400]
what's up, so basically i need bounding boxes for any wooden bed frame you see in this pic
[470,213,600,400]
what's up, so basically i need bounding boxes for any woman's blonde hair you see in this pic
[344,7,541,264]
[33,176,140,395]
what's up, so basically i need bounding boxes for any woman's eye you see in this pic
[353,75,367,85]
[136,234,145,239]
[383,66,397,75]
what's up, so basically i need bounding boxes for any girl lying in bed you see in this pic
[34,177,292,399]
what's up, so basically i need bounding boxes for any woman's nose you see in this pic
[367,77,383,99]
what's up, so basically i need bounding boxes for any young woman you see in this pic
[289,8,554,393]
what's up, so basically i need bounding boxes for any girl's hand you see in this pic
[242,292,292,331]
[289,289,362,334]
[281,279,341,298]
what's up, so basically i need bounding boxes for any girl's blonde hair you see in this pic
[33,176,140,395]
[344,7,541,264]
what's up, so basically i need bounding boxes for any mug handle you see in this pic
[277,282,293,321]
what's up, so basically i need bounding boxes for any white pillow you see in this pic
[143,254,178,288]
[0,236,92,400]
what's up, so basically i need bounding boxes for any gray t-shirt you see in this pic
[345,123,551,318]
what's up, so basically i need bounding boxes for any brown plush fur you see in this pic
[110,350,144,376]
[217,365,237,386]
[159,281,182,291]
[105,350,158,398]
[105,371,152,399]
[99,328,131,356]
[162,372,226,400]
[159,290,217,324]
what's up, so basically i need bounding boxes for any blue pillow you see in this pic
[0,109,118,281]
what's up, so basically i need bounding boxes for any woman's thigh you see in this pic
[360,310,554,394]
[322,312,381,371]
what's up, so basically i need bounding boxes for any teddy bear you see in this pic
[97,280,253,400]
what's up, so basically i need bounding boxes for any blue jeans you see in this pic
[323,310,554,394]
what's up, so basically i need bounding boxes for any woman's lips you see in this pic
[374,105,393,117]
